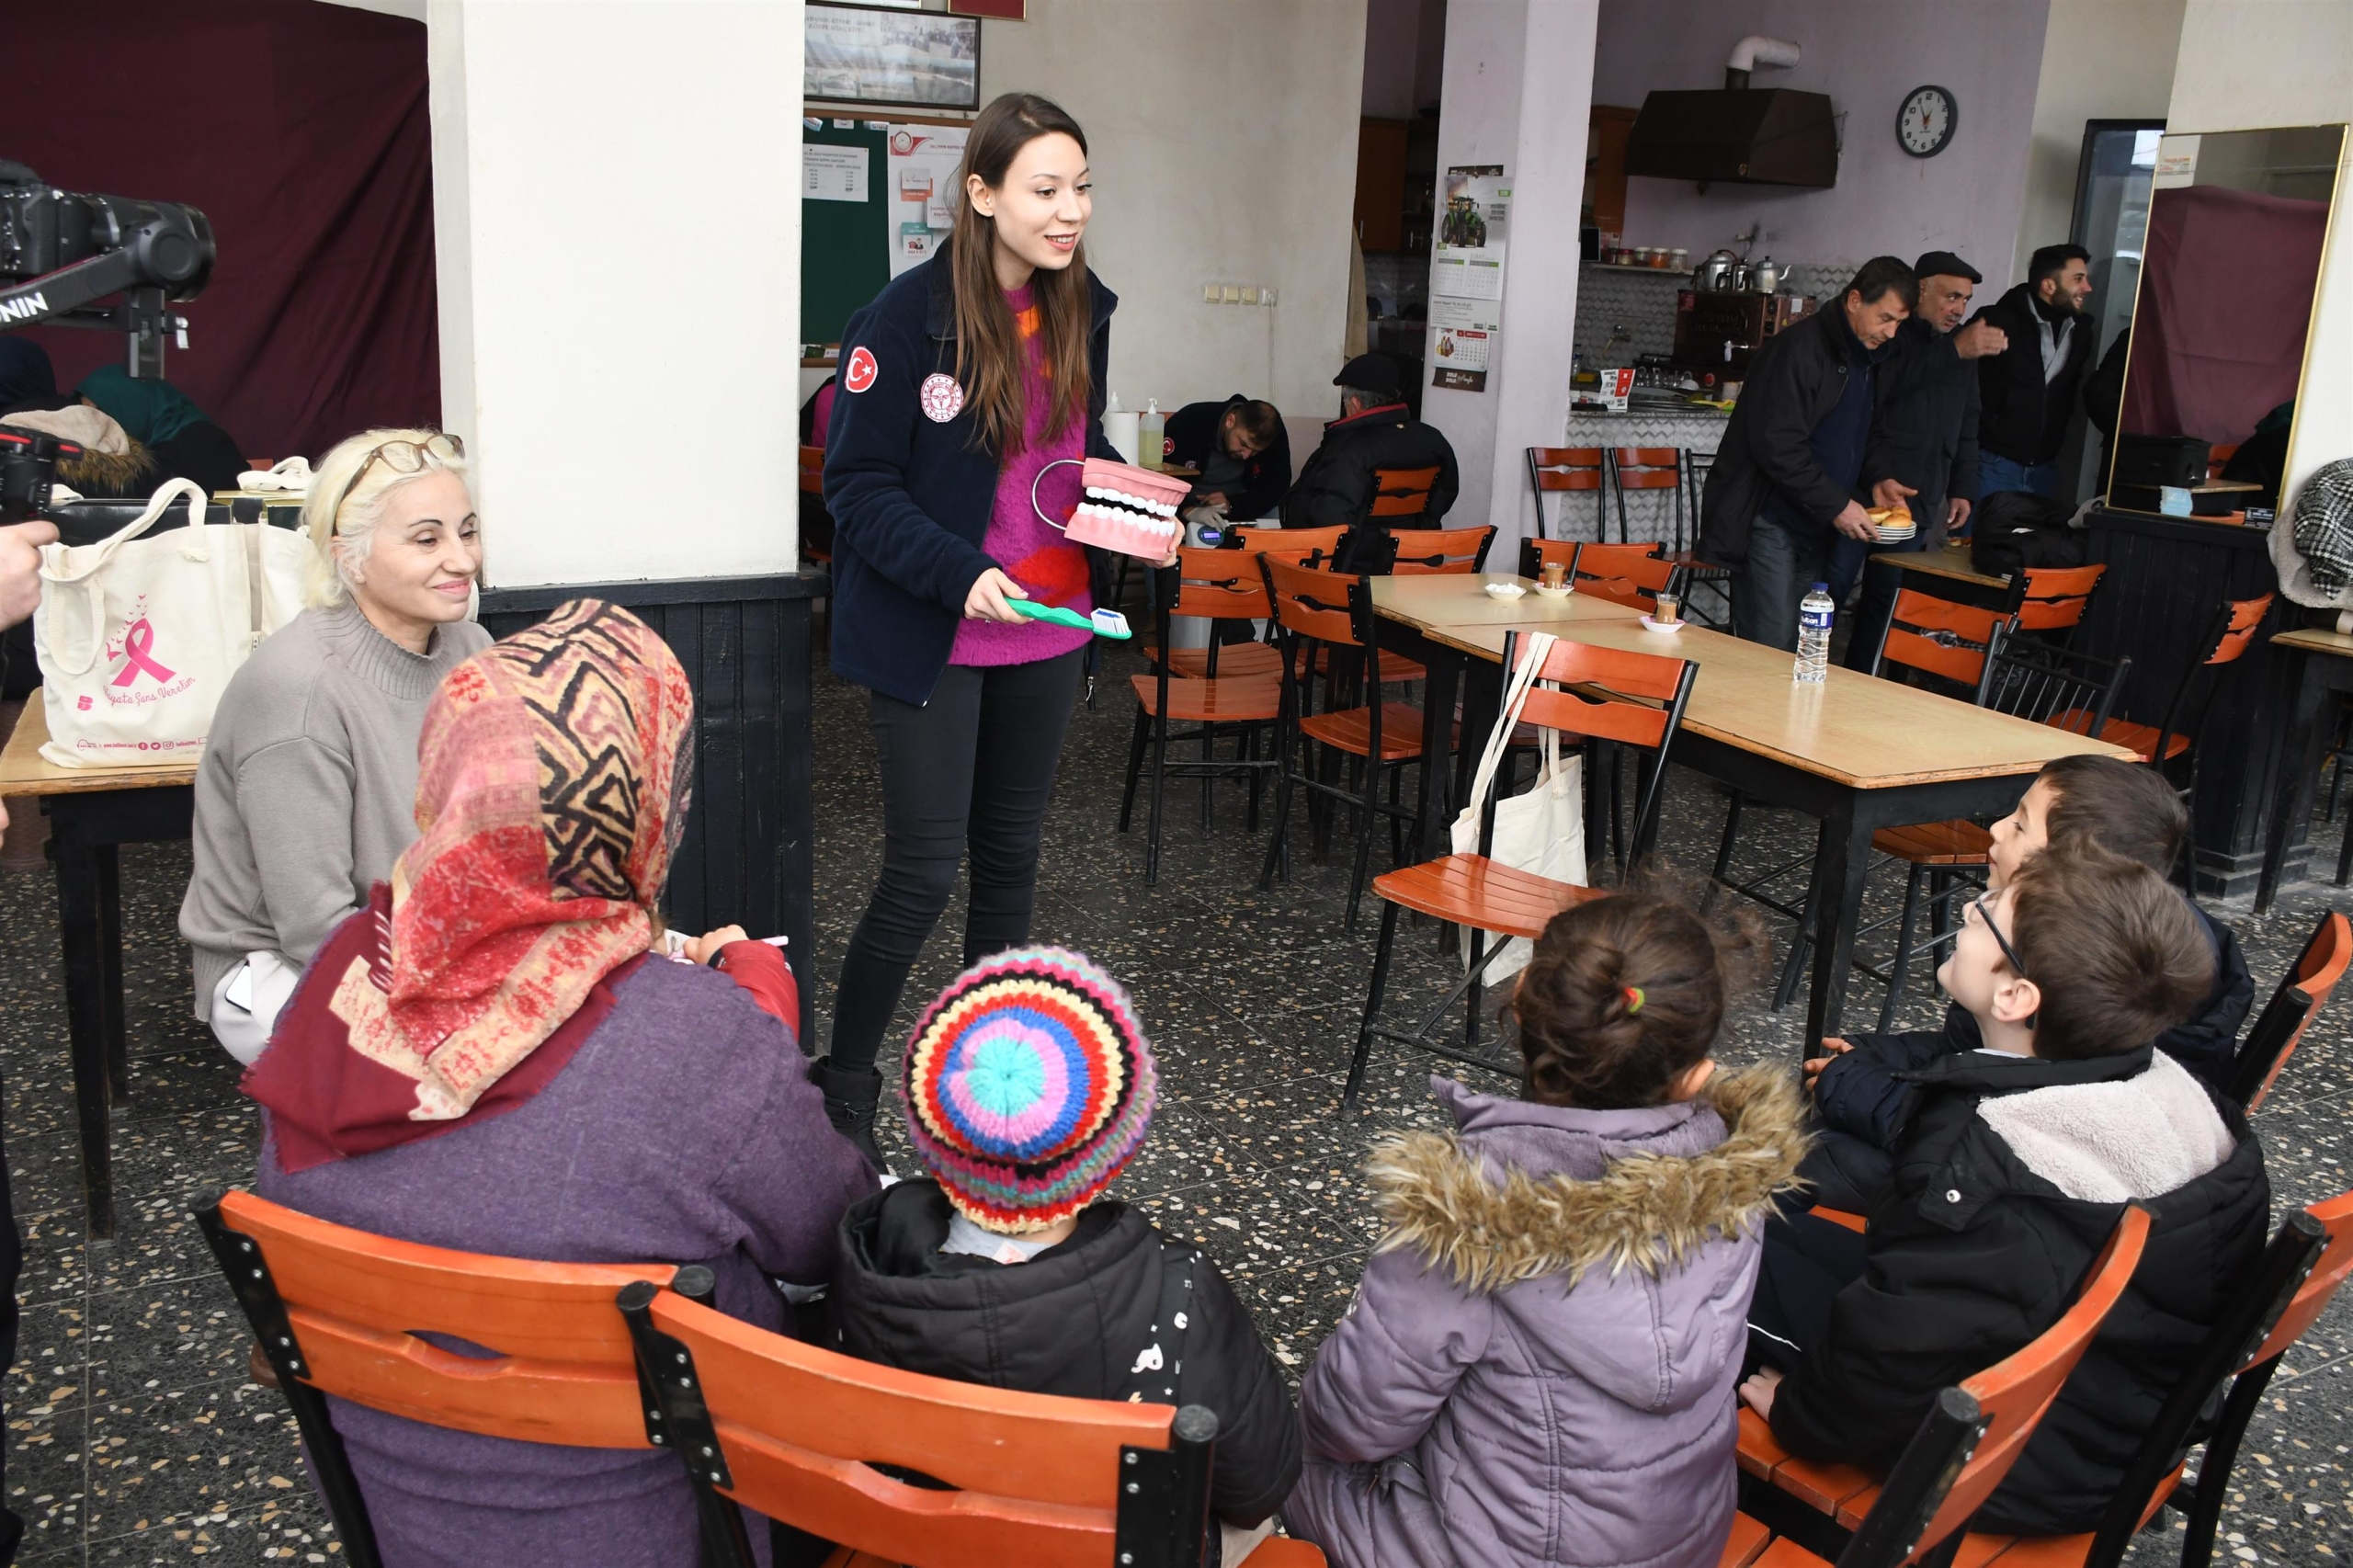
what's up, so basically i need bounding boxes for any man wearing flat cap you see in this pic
[1837,250,2009,668]
[1282,353,1460,574]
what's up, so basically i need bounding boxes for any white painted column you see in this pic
[426,0,803,589]
[1420,0,1599,546]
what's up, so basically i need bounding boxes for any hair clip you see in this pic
[1623,986,1645,1015]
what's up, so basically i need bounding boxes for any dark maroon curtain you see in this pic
[6,0,436,463]
[2120,183,2327,448]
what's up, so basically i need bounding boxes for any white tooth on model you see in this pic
[1086,486,1104,500]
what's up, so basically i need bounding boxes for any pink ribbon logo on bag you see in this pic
[109,614,177,687]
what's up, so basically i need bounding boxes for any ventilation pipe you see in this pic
[1723,36,1802,90]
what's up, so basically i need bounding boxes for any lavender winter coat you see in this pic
[1288,1069,1807,1568]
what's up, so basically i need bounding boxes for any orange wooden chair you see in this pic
[1141,525,1344,682]
[1119,548,1286,882]
[1608,446,1693,551]
[1385,522,1495,575]
[1257,554,1437,929]
[1370,463,1440,526]
[800,444,833,565]
[195,1190,681,1568]
[1527,446,1607,540]
[2225,909,2351,1109]
[1569,540,1689,615]
[623,1274,1325,1568]
[2015,563,2105,635]
[1343,628,1696,1108]
[1733,1206,2153,1568]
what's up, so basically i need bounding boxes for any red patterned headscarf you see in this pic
[246,599,697,1170]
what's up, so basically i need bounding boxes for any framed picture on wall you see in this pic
[804,2,983,112]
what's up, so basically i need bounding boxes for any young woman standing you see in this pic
[818,93,1156,1164]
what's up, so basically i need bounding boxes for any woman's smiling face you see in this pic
[972,131,1091,280]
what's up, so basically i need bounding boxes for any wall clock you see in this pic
[1897,85,1958,158]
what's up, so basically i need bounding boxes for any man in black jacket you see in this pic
[1837,251,2010,669]
[1699,257,1915,651]
[1742,851,2268,1537]
[1165,394,1290,521]
[1283,353,1459,574]
[1974,243,2097,500]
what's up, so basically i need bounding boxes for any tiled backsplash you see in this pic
[1572,259,1861,364]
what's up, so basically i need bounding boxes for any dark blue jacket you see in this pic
[823,253,1120,706]
[1813,903,2256,1153]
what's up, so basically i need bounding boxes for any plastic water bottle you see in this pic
[1795,582,1835,685]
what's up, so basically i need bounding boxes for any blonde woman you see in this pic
[179,429,487,1064]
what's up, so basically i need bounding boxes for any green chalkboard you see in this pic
[801,119,892,351]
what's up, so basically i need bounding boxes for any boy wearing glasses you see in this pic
[1737,849,2268,1535]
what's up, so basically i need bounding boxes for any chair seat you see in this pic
[1372,854,1599,939]
[1751,1540,1830,1567]
[1302,701,1432,760]
[2049,709,2191,763]
[1736,1407,1877,1520]
[1812,1207,1868,1234]
[1128,673,1283,722]
[1143,641,1301,681]
[1379,655,1429,684]
[1241,1539,1329,1565]
[1872,820,1994,865]
[1722,1511,1773,1568]
[1665,551,1732,576]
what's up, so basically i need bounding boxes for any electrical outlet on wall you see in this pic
[1260,287,1278,307]
[1202,284,1219,303]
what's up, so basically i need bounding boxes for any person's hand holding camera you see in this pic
[0,518,57,629]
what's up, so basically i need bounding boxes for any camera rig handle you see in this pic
[0,254,190,380]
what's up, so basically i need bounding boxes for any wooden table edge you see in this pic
[0,689,200,795]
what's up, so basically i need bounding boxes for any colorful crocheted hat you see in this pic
[903,947,1158,1233]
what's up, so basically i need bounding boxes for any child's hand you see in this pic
[684,925,748,965]
[1802,1037,1854,1096]
[1739,1367,1784,1419]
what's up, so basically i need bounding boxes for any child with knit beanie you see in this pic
[827,947,1302,1553]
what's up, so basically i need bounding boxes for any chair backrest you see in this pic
[1164,545,1273,623]
[2147,592,2276,768]
[1231,523,1347,559]
[1843,1208,2153,1567]
[1370,464,1440,519]
[1976,619,2132,736]
[1261,553,1367,652]
[198,1189,682,1568]
[798,444,824,497]
[1518,538,1663,582]
[1528,446,1605,540]
[1610,447,1682,490]
[2229,910,2352,1109]
[2206,592,2273,667]
[2017,563,2107,632]
[2244,1192,2353,1369]
[1568,541,1684,611]
[1495,629,1697,862]
[1870,585,2020,688]
[1386,523,1495,574]
[632,1284,1228,1568]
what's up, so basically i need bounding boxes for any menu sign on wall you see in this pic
[1431,165,1509,392]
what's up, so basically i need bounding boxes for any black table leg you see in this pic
[98,843,128,1103]
[1415,646,1462,860]
[2259,650,2327,915]
[1802,799,1874,1051]
[51,838,115,1239]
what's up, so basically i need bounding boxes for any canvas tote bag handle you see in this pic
[38,479,209,676]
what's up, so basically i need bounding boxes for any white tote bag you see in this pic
[1450,630,1587,982]
[34,479,316,768]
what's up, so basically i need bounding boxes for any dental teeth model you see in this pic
[1060,457,1196,560]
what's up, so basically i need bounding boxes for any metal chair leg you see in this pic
[1258,740,1298,891]
[1773,873,1818,1013]
[1704,791,1745,911]
[1345,774,1379,931]
[1346,901,1403,1112]
[1880,863,1927,1031]
[1117,704,1150,834]
[1144,704,1171,885]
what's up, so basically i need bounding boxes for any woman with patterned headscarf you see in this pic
[245,599,875,1568]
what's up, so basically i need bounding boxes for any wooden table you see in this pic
[1870,540,2005,595]
[2257,626,2353,913]
[1414,619,2132,1049]
[0,693,197,1236]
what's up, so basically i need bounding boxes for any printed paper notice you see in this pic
[886,125,972,277]
[804,145,870,202]
[1433,165,1509,304]
[1430,295,1498,334]
[2154,133,2200,190]
[1430,327,1492,392]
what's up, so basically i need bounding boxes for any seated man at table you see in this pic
[1741,847,2268,1537]
[1165,395,1290,522]
[1283,353,1459,574]
[1799,755,2253,1215]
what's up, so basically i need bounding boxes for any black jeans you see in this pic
[1747,1210,1870,1375]
[828,651,1083,1074]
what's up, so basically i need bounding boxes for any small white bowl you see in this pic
[1639,614,1686,633]
[1532,583,1573,600]
[1483,581,1528,601]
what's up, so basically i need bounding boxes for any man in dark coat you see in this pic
[1837,250,2009,669]
[1283,353,1459,574]
[1699,257,1915,651]
[1974,243,2097,500]
[1744,852,2268,1537]
[1165,394,1290,521]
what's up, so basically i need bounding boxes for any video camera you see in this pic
[0,161,213,378]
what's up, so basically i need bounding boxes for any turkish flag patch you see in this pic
[845,346,878,393]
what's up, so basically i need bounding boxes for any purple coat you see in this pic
[256,956,877,1568]
[1288,1069,1807,1568]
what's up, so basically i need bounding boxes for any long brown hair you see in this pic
[949,92,1095,457]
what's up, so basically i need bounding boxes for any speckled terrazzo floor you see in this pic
[6,636,2353,1565]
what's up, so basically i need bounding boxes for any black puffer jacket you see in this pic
[1972,283,2097,469]
[1165,394,1292,522]
[1772,1047,2270,1534]
[828,1180,1302,1526]
[1699,307,1871,566]
[1281,401,1460,573]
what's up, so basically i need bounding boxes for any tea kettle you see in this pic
[1752,256,1781,293]
[1694,249,1740,291]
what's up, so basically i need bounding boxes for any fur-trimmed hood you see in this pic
[1368,1065,1811,1293]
